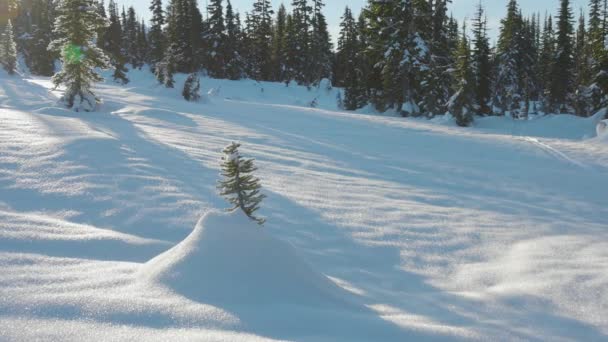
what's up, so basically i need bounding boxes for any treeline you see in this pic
[2,0,608,124]
[336,0,608,125]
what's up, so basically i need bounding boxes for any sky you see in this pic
[120,0,589,44]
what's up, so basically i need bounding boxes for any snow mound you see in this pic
[140,211,350,308]
[597,120,607,137]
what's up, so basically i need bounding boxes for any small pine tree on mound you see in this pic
[0,19,17,74]
[217,142,266,225]
[182,73,201,102]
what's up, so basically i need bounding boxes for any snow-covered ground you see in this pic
[1,69,607,341]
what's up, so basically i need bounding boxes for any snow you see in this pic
[1,68,608,341]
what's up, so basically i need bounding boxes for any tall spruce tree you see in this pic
[249,0,274,81]
[148,0,165,71]
[135,20,148,67]
[309,0,332,85]
[124,6,139,68]
[539,14,555,111]
[448,25,474,127]
[291,0,312,85]
[29,0,56,76]
[271,3,287,82]
[588,0,607,113]
[573,11,592,116]
[337,6,365,110]
[471,2,492,115]
[106,0,129,84]
[495,0,524,116]
[206,0,226,78]
[49,0,110,111]
[1,19,17,74]
[419,0,453,117]
[549,0,575,113]
[225,0,243,80]
[165,0,202,73]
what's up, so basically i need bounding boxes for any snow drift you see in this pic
[140,211,350,308]
[597,120,607,137]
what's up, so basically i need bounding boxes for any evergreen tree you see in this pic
[249,0,274,81]
[587,0,607,113]
[573,11,592,116]
[494,0,524,116]
[136,20,148,68]
[124,6,139,68]
[290,0,312,85]
[225,1,243,80]
[337,6,365,110]
[148,0,165,71]
[471,2,492,115]
[419,0,453,117]
[309,0,332,85]
[31,0,56,75]
[539,14,555,111]
[182,72,201,101]
[49,0,110,111]
[283,13,298,84]
[106,0,129,84]
[271,3,287,82]
[165,0,202,73]
[1,19,17,74]
[448,25,474,127]
[206,0,226,78]
[95,0,107,50]
[549,0,575,113]
[217,142,266,225]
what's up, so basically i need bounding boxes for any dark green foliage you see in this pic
[449,26,474,127]
[148,0,165,70]
[217,142,266,225]
[49,0,110,111]
[106,0,129,84]
[225,0,244,80]
[272,4,287,82]
[471,4,492,115]
[205,0,226,78]
[182,73,201,101]
[1,19,17,74]
[549,0,575,113]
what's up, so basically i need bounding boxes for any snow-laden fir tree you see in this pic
[106,0,129,84]
[224,0,243,80]
[271,3,287,82]
[309,0,332,85]
[28,0,56,76]
[182,73,201,101]
[217,142,266,225]
[448,25,475,127]
[494,0,524,116]
[471,3,492,115]
[549,0,575,113]
[205,0,226,78]
[49,0,110,111]
[148,0,165,72]
[0,19,17,75]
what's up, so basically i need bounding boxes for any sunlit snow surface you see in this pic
[1,69,607,341]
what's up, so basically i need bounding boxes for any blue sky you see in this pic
[120,0,589,44]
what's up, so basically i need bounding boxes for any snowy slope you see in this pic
[1,69,608,341]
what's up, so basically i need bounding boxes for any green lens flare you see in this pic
[64,44,83,64]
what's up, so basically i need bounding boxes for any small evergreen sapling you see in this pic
[217,142,266,225]
[182,73,201,101]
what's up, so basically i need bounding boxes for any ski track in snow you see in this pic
[1,70,607,341]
